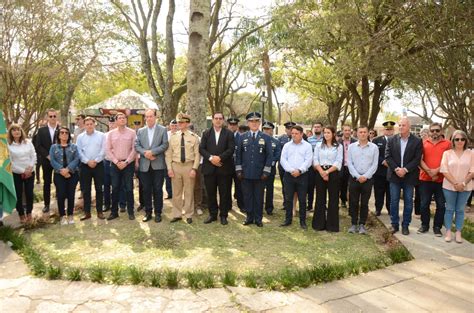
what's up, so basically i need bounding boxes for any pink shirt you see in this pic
[105,127,136,164]
[440,149,474,192]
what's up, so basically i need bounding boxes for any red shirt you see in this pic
[419,138,451,183]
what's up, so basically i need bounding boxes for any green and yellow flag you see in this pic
[0,110,16,214]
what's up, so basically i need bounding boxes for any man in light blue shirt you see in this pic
[279,125,313,230]
[347,126,379,234]
[76,117,106,220]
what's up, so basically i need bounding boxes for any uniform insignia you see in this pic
[258,138,265,145]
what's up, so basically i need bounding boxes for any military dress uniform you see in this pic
[228,117,245,211]
[235,112,273,226]
[372,121,395,216]
[165,114,200,222]
[262,122,282,215]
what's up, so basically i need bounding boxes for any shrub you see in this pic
[66,268,82,281]
[46,264,62,280]
[222,270,237,287]
[129,266,145,285]
[165,269,179,289]
[150,270,162,288]
[243,272,258,288]
[89,265,106,283]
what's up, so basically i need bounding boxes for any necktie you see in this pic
[180,133,186,163]
[252,132,256,140]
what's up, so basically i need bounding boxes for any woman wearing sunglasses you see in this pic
[440,130,473,243]
[49,127,80,225]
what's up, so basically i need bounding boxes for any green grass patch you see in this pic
[66,268,82,281]
[149,270,163,287]
[128,266,145,285]
[222,270,237,287]
[89,265,106,283]
[164,269,179,289]
[461,219,474,244]
[387,245,413,264]
[46,264,62,280]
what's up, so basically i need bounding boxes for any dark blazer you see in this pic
[373,135,389,177]
[338,137,357,166]
[199,127,235,176]
[385,134,422,185]
[36,125,59,164]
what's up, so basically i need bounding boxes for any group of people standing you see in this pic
[3,108,473,244]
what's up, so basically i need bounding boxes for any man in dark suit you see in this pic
[227,117,244,211]
[385,117,422,235]
[199,112,235,225]
[338,124,357,209]
[372,121,395,216]
[35,108,59,213]
[135,109,169,223]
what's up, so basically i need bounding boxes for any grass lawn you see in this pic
[4,180,410,289]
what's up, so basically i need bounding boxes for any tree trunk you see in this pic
[262,50,273,121]
[187,0,210,135]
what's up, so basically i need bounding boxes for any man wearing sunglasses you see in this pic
[35,108,60,214]
[417,123,451,236]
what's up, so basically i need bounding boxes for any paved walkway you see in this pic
[1,210,473,312]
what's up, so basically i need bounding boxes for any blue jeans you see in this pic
[140,168,165,216]
[420,181,445,229]
[443,189,470,231]
[390,181,414,228]
[111,163,135,215]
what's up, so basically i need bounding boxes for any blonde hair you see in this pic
[451,130,469,150]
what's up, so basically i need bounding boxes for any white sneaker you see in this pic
[60,217,68,225]
[68,216,75,225]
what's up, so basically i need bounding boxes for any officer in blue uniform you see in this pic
[373,121,395,216]
[278,121,296,209]
[262,121,282,215]
[227,117,245,211]
[235,112,273,227]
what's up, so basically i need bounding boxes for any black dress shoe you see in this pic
[280,221,291,227]
[170,217,182,223]
[107,214,119,221]
[433,227,443,237]
[119,206,126,213]
[103,205,110,212]
[186,218,193,224]
[220,217,228,225]
[128,214,135,220]
[242,220,253,226]
[204,216,217,224]
[402,227,410,235]
[154,215,162,223]
[42,206,50,213]
[137,205,144,212]
[417,226,429,234]
[256,222,263,227]
[300,223,308,230]
[390,226,399,234]
[142,215,152,222]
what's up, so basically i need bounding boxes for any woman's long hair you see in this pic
[321,125,339,148]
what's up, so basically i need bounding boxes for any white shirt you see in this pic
[347,141,379,179]
[280,140,313,173]
[214,127,221,144]
[400,134,410,167]
[76,130,106,164]
[147,124,156,147]
[48,124,56,142]
[8,140,37,174]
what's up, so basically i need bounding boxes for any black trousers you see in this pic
[232,172,244,210]
[80,162,104,214]
[41,160,54,206]
[283,172,308,224]
[264,174,275,213]
[278,164,287,207]
[204,173,233,218]
[140,168,165,217]
[307,167,316,211]
[13,173,34,216]
[419,181,445,229]
[349,177,374,225]
[373,174,391,214]
[339,165,350,205]
[54,172,79,217]
[313,171,340,232]
[414,185,421,215]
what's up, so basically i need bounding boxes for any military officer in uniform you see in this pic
[227,117,245,211]
[165,113,200,224]
[278,121,296,208]
[262,121,282,215]
[372,121,395,216]
[235,112,273,227]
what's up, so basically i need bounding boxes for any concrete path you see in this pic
[1,211,473,312]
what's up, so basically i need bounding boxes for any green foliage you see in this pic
[222,270,237,287]
[89,265,106,283]
[186,271,204,289]
[66,268,82,281]
[149,270,163,288]
[461,219,474,244]
[164,269,179,289]
[243,272,258,288]
[110,266,125,285]
[128,266,145,285]
[387,246,413,264]
[46,265,62,280]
